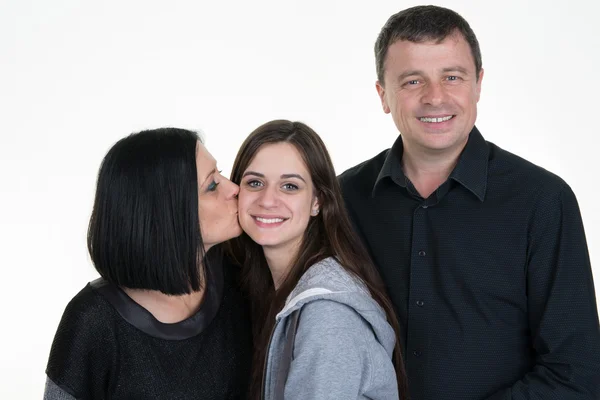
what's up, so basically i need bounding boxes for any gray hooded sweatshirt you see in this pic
[262,257,399,399]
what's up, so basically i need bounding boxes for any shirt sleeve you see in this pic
[485,184,600,399]
[43,377,77,400]
[283,300,399,399]
[45,290,116,399]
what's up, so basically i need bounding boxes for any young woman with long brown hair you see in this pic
[229,120,407,399]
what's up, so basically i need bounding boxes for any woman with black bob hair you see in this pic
[44,128,252,399]
[229,120,408,399]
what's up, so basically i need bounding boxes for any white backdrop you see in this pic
[1,0,598,398]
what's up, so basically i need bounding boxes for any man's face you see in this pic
[377,32,483,156]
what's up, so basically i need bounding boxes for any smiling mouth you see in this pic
[419,115,454,123]
[253,216,287,224]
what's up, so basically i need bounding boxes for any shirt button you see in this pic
[413,350,422,357]
[416,300,425,307]
[418,250,426,257]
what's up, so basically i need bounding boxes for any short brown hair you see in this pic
[375,5,482,84]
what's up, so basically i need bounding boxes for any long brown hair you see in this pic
[228,120,407,399]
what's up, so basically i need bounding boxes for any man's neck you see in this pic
[401,141,465,199]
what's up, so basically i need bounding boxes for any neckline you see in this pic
[90,255,224,340]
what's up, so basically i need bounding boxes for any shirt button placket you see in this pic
[406,203,429,390]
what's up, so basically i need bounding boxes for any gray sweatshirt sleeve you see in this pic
[44,377,77,400]
[283,300,399,399]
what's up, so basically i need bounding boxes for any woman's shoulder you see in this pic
[60,280,116,328]
[294,256,369,296]
[48,280,117,352]
[46,280,118,399]
[282,257,396,353]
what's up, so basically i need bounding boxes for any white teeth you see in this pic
[419,115,453,123]
[255,217,284,224]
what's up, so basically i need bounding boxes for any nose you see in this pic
[258,186,278,209]
[421,81,445,107]
[222,178,239,200]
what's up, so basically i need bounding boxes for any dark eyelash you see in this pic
[207,181,219,192]
[205,170,223,192]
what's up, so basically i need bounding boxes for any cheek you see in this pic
[392,93,414,114]
[295,198,313,221]
[197,205,214,229]
[454,86,478,105]
[237,191,251,213]
[236,193,253,226]
[198,198,225,228]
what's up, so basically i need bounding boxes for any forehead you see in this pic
[385,32,476,74]
[247,142,308,174]
[195,142,216,173]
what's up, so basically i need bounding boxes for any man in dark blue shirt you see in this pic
[339,5,600,399]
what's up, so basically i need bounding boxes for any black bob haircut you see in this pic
[87,127,206,295]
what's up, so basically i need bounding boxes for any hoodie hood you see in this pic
[275,257,396,357]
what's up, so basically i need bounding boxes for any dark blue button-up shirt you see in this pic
[339,127,600,399]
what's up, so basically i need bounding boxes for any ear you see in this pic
[475,68,484,102]
[376,81,391,114]
[310,197,320,216]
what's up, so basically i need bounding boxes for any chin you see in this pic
[420,135,461,149]
[248,236,272,247]
[246,234,281,247]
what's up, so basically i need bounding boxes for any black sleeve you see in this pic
[486,184,600,399]
[45,286,117,400]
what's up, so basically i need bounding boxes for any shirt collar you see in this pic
[90,246,225,340]
[373,126,489,202]
[373,133,406,194]
[449,126,489,202]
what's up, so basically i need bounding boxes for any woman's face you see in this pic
[237,142,319,254]
[196,142,242,251]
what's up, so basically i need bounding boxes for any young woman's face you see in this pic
[237,142,319,254]
[196,142,242,251]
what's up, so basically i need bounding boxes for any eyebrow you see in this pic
[442,66,469,75]
[243,171,306,183]
[397,66,470,81]
[397,70,422,81]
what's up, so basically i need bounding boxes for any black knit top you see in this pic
[45,258,252,399]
